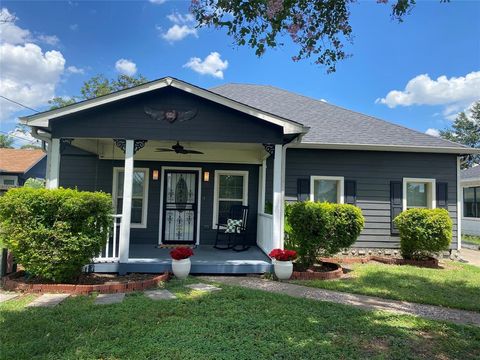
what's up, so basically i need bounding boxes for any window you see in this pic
[213,170,248,227]
[0,176,18,187]
[113,168,149,228]
[310,176,344,203]
[464,186,480,218]
[403,178,436,210]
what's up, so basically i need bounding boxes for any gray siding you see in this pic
[51,87,283,144]
[59,146,259,246]
[285,149,458,249]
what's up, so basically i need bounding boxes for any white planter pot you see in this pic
[171,258,191,280]
[273,260,293,280]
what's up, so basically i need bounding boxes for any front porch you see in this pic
[91,244,272,274]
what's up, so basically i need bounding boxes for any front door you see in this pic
[161,170,199,244]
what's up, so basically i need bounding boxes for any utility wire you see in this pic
[0,130,38,144]
[0,95,40,113]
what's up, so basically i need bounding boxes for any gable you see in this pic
[50,86,285,144]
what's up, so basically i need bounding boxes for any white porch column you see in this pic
[272,144,284,249]
[119,139,134,263]
[457,156,462,251]
[47,138,60,189]
[258,159,267,214]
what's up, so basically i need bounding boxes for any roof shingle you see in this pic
[0,149,45,174]
[461,165,480,180]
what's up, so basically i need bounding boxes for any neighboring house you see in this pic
[461,165,480,236]
[20,77,479,274]
[0,149,46,192]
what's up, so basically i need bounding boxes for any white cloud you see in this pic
[425,128,440,137]
[0,9,66,122]
[0,8,31,44]
[36,34,60,46]
[160,12,197,42]
[183,52,228,79]
[9,128,41,147]
[115,58,137,76]
[67,65,84,74]
[149,0,167,4]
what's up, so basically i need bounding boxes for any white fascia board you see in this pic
[291,142,480,155]
[20,77,305,135]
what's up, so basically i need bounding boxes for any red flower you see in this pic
[170,247,194,260]
[269,248,297,261]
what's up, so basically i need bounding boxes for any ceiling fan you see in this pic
[155,141,204,155]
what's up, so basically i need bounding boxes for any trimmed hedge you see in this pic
[394,208,452,260]
[0,187,112,282]
[287,201,365,268]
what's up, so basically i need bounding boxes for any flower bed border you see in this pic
[320,255,439,268]
[290,262,343,280]
[1,271,170,294]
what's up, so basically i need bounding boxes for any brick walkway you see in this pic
[200,276,480,327]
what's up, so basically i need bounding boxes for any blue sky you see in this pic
[1,0,479,146]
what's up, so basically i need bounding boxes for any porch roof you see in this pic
[20,77,307,136]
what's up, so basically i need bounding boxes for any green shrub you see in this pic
[0,187,112,282]
[23,178,45,189]
[287,202,365,268]
[394,208,452,260]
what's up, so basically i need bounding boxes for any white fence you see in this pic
[94,214,122,263]
[257,213,274,254]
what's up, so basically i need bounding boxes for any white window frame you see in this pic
[310,176,345,204]
[403,177,436,211]
[112,167,149,228]
[0,175,18,187]
[212,170,249,229]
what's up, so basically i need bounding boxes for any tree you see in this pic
[191,0,432,73]
[440,101,480,168]
[20,144,42,150]
[49,74,148,109]
[0,134,14,148]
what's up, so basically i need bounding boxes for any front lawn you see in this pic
[292,261,480,312]
[463,234,480,245]
[1,279,479,359]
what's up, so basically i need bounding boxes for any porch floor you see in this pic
[91,245,273,274]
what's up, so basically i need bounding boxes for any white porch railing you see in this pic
[94,214,122,263]
[257,213,274,254]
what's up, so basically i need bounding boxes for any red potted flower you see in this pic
[269,248,297,280]
[170,247,194,279]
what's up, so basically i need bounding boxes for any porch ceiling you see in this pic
[71,138,268,164]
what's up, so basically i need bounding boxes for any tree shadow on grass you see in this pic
[1,286,479,360]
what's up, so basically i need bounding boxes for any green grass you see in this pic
[292,261,480,312]
[1,279,480,359]
[463,234,480,245]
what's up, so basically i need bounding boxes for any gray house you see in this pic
[461,166,480,236]
[0,148,46,192]
[20,77,478,274]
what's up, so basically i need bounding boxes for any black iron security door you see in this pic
[162,170,199,244]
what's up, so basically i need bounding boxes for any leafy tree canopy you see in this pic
[191,0,435,73]
[440,101,480,168]
[49,74,148,109]
[0,134,14,148]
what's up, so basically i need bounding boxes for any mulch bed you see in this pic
[290,262,343,280]
[1,271,170,294]
[320,256,439,268]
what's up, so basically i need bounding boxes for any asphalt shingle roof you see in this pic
[0,149,45,174]
[211,84,468,149]
[462,166,480,180]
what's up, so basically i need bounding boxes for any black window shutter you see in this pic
[297,179,310,201]
[390,181,403,235]
[436,182,448,209]
[344,180,357,205]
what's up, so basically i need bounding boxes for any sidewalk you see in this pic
[460,248,480,267]
[200,276,480,327]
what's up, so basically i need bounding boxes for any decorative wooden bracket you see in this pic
[114,139,148,154]
[262,143,275,156]
[60,138,74,152]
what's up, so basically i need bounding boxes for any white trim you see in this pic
[310,176,345,204]
[112,167,149,229]
[0,175,18,186]
[457,157,462,250]
[212,170,249,229]
[158,166,202,245]
[47,138,60,189]
[272,144,283,249]
[259,159,267,214]
[21,77,305,135]
[119,140,134,263]
[290,142,480,155]
[402,177,436,211]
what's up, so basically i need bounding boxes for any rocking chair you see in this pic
[214,205,250,252]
